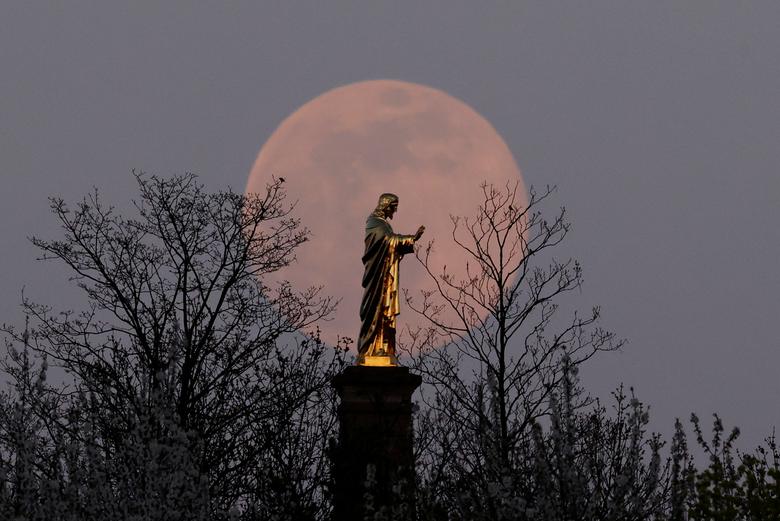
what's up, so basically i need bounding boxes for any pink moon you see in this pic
[246,79,526,348]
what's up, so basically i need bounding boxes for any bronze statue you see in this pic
[358,194,425,366]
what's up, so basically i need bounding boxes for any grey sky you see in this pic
[1,1,778,450]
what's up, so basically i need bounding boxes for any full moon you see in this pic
[246,79,526,347]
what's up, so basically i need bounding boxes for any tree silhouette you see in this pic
[1,173,346,519]
[403,182,619,516]
[402,182,779,521]
[2,176,778,521]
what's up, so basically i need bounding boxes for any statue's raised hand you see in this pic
[414,225,425,241]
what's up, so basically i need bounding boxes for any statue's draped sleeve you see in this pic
[358,215,415,356]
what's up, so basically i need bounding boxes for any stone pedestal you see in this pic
[331,365,422,521]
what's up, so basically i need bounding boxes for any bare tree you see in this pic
[404,182,622,519]
[1,173,346,519]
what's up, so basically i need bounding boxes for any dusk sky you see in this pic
[1,2,778,450]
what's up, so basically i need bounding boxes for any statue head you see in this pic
[373,193,399,220]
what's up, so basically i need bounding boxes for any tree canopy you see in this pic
[0,175,776,521]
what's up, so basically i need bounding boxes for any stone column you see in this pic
[331,365,422,521]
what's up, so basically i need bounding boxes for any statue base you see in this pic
[331,365,421,521]
[357,353,398,366]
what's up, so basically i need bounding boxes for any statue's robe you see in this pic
[358,214,416,358]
